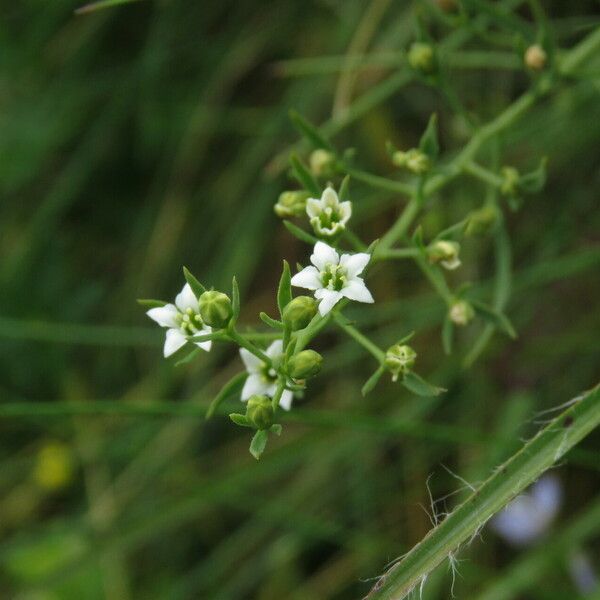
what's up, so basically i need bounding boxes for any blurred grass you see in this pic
[0,1,599,599]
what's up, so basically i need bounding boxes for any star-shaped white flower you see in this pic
[306,186,352,237]
[146,283,212,358]
[240,340,294,410]
[291,241,374,316]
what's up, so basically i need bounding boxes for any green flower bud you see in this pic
[392,149,430,174]
[246,395,275,430]
[466,205,499,237]
[282,296,318,331]
[274,190,310,218]
[408,42,436,74]
[427,240,461,270]
[199,290,232,329]
[287,350,323,380]
[449,300,475,326]
[309,149,336,178]
[525,44,547,71]
[384,344,417,381]
[500,166,520,197]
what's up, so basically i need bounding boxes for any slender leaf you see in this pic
[206,372,247,419]
[289,109,334,151]
[259,312,284,330]
[183,266,206,298]
[249,430,269,460]
[283,220,320,245]
[290,152,320,196]
[419,113,439,159]
[362,365,385,396]
[471,300,517,338]
[137,298,167,309]
[229,413,252,427]
[338,174,350,200]
[402,371,445,397]
[231,276,240,323]
[277,261,292,316]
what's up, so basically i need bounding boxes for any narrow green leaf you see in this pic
[183,266,205,298]
[259,312,284,330]
[434,218,469,242]
[419,113,439,159]
[229,413,252,427]
[231,276,240,323]
[290,152,320,197]
[249,429,269,460]
[519,157,547,194]
[412,226,426,251]
[206,372,247,419]
[289,109,334,151]
[137,299,167,309]
[471,300,517,338]
[396,331,415,345]
[277,261,292,316]
[362,365,385,396]
[283,220,320,245]
[402,371,445,397]
[338,174,350,201]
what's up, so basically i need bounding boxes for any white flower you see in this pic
[146,283,212,358]
[240,340,294,410]
[291,241,374,316]
[306,186,352,238]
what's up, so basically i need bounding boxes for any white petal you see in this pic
[163,328,187,357]
[441,257,461,270]
[241,374,269,401]
[194,324,212,352]
[321,186,339,208]
[266,340,283,359]
[279,390,294,411]
[175,283,198,312]
[306,198,321,218]
[310,241,339,270]
[316,289,343,315]
[340,252,370,277]
[342,278,374,304]
[147,304,179,328]
[339,201,352,223]
[291,266,322,290]
[240,347,262,373]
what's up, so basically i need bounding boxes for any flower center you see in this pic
[177,307,204,335]
[321,263,347,292]
[317,206,342,230]
[260,363,278,383]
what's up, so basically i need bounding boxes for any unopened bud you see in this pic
[309,149,336,178]
[384,344,417,382]
[246,395,275,430]
[288,349,323,380]
[408,42,436,74]
[466,205,499,237]
[199,290,232,329]
[282,296,318,331]
[274,190,310,218]
[392,149,430,174]
[500,166,520,197]
[525,44,547,71]
[427,240,461,270]
[449,300,474,326]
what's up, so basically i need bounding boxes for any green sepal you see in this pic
[402,371,446,397]
[183,266,206,298]
[206,372,247,419]
[290,152,320,197]
[471,300,517,338]
[249,429,269,460]
[362,365,385,396]
[137,298,167,308]
[229,413,252,427]
[259,312,284,330]
[519,157,547,194]
[231,276,240,324]
[283,220,320,245]
[412,226,426,252]
[270,424,283,436]
[442,316,454,355]
[419,113,439,160]
[396,331,415,346]
[289,109,334,152]
[277,261,292,317]
[338,174,351,201]
[175,347,201,367]
[434,218,469,242]
[366,238,380,255]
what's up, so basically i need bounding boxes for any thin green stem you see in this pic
[227,328,272,366]
[374,247,421,261]
[463,160,503,187]
[367,383,600,600]
[332,314,385,362]
[413,255,454,305]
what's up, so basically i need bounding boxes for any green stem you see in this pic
[463,160,503,187]
[413,255,454,305]
[342,166,414,196]
[367,383,600,600]
[374,247,421,261]
[271,379,286,411]
[332,314,385,362]
[227,327,272,366]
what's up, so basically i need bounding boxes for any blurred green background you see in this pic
[0,1,599,598]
